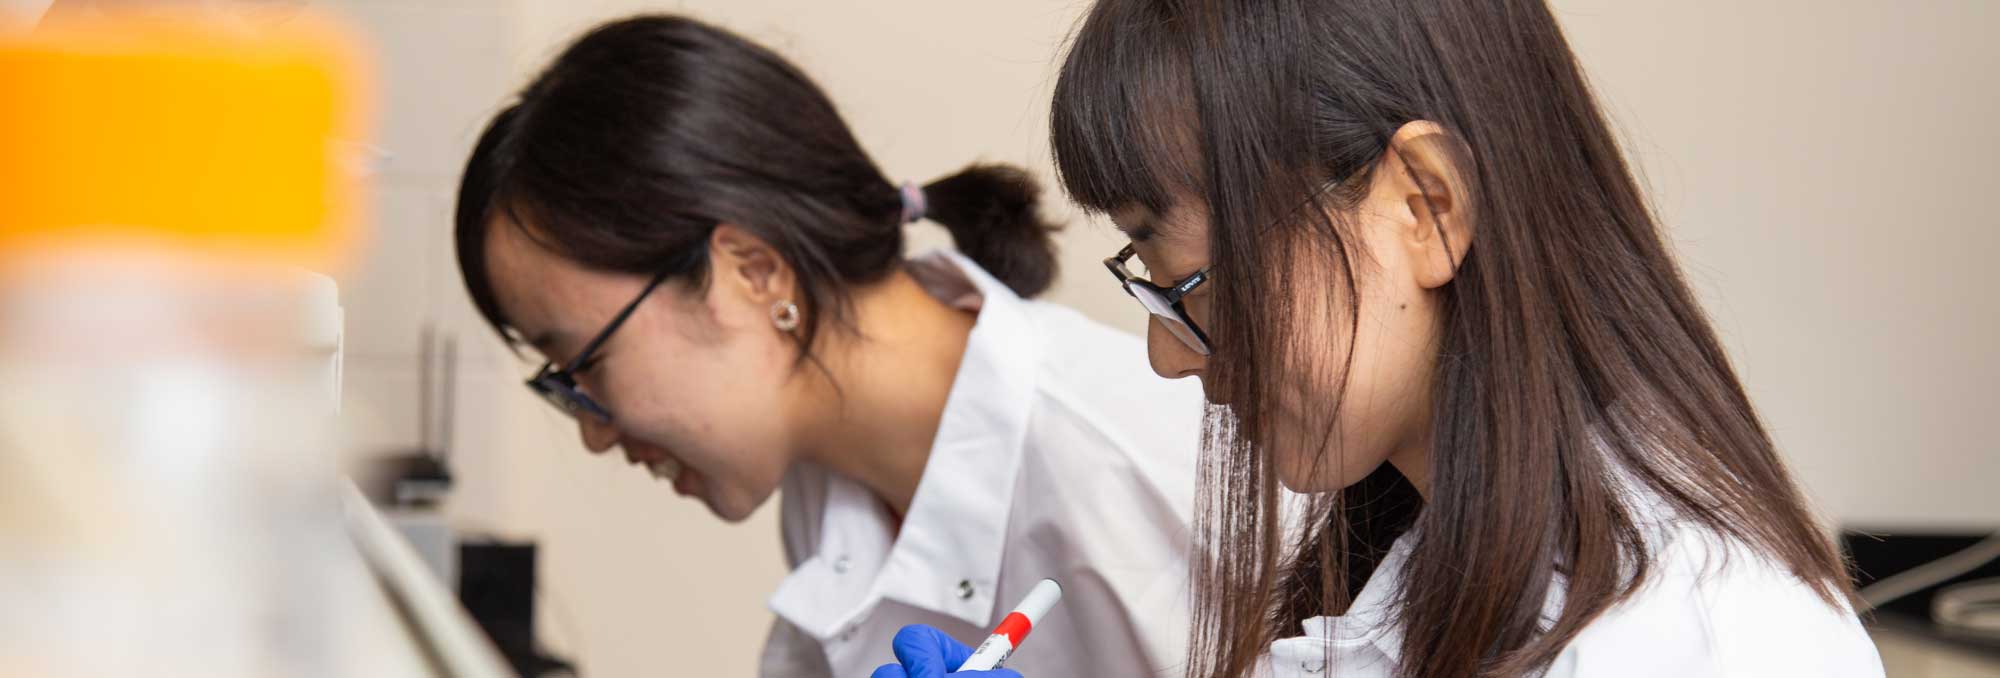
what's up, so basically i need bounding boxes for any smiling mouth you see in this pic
[647,457,683,482]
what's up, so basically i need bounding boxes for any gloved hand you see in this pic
[869,625,1024,678]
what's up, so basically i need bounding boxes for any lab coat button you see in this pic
[833,555,850,574]
[955,580,975,600]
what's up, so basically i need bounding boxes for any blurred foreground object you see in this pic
[0,5,362,265]
[0,9,504,677]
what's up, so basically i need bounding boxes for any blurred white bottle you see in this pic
[0,11,370,678]
[0,256,357,678]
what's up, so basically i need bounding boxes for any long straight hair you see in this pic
[1050,1,1853,677]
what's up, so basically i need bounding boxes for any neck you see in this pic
[1388,437,1433,501]
[1387,406,1436,501]
[1392,303,1447,502]
[793,269,975,517]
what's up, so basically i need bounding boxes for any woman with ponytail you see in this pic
[453,14,1203,678]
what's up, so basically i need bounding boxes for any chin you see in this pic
[703,483,780,524]
[710,502,755,523]
[696,490,750,523]
[1275,464,1373,494]
[1274,463,1335,493]
[1269,428,1389,494]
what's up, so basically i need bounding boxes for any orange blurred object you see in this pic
[0,10,368,269]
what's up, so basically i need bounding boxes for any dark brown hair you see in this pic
[456,14,1060,358]
[1051,1,1853,677]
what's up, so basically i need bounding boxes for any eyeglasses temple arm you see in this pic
[561,269,673,372]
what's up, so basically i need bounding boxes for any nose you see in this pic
[577,416,621,454]
[1146,317,1207,380]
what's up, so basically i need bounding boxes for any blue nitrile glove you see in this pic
[869,625,1025,678]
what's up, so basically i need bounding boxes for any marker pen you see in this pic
[959,579,1063,671]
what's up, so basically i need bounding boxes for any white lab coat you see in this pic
[1263,482,1887,678]
[759,250,1206,678]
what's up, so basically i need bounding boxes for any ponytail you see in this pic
[915,164,1063,298]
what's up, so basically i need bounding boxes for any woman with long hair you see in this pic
[874,1,1884,676]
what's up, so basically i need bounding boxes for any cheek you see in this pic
[662,326,802,501]
[1265,275,1435,492]
[585,320,769,450]
[1264,325,1374,492]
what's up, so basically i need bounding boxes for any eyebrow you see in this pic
[520,328,563,354]
[1119,213,1161,243]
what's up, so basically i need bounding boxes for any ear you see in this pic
[1383,121,1475,290]
[708,223,797,305]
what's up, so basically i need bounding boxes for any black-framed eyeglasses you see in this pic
[1104,244,1212,356]
[525,270,673,423]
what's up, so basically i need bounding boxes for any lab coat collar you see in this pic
[1294,526,1418,667]
[768,250,1041,638]
[1285,455,1674,670]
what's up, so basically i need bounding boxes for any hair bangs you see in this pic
[1050,4,1204,217]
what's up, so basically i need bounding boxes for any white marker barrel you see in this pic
[959,579,1063,671]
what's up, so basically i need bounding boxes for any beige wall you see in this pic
[1556,0,1999,528]
[321,1,1998,675]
